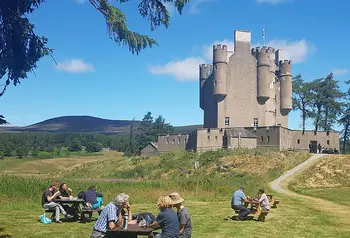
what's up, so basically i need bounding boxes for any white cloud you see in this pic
[252,39,316,63]
[55,59,95,73]
[332,68,348,76]
[148,57,205,81]
[203,40,234,60]
[256,0,290,5]
[149,37,315,81]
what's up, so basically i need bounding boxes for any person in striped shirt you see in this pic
[90,193,136,238]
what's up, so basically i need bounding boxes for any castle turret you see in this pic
[199,64,212,110]
[255,46,276,104]
[213,45,227,97]
[279,60,292,115]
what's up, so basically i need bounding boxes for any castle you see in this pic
[141,30,340,155]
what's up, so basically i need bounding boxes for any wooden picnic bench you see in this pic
[267,194,280,208]
[233,201,269,222]
[81,207,103,222]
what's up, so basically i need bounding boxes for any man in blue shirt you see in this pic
[231,186,251,220]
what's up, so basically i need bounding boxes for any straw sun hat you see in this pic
[169,192,184,205]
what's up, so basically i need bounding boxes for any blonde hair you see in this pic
[157,196,173,209]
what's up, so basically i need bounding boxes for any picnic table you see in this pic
[105,224,155,238]
[45,198,86,221]
[232,200,269,222]
[266,194,280,208]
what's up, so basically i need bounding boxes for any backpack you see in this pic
[132,212,156,223]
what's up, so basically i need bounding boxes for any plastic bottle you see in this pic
[123,214,128,229]
[145,215,151,228]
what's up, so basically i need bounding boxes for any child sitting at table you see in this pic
[151,196,179,238]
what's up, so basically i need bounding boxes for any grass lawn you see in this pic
[0,193,350,238]
[2,150,350,237]
[1,193,350,238]
[293,187,350,206]
[0,151,121,176]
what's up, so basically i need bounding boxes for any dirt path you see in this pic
[269,153,350,225]
[270,153,327,195]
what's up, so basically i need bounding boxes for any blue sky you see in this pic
[0,0,349,130]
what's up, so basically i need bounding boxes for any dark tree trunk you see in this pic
[343,123,349,154]
[301,100,306,134]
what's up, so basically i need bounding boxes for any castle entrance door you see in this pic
[310,140,317,153]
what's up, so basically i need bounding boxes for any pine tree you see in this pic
[292,74,313,133]
[339,80,350,153]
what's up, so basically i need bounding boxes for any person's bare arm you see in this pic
[108,221,117,230]
[47,191,60,202]
[116,206,124,227]
[150,221,159,229]
[179,224,185,233]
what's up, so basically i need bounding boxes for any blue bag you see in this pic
[40,213,52,224]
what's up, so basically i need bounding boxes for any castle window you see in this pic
[260,136,263,142]
[184,138,187,144]
[297,139,300,144]
[214,80,216,86]
[172,139,175,144]
[267,136,270,142]
[326,131,330,136]
[215,136,218,142]
[254,118,259,127]
[178,139,181,144]
[327,140,330,145]
[166,139,169,144]
[207,128,210,133]
[207,135,210,142]
[225,117,230,126]
[274,95,277,102]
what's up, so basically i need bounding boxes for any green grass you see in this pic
[289,154,350,205]
[3,149,350,237]
[292,187,350,206]
[1,194,350,238]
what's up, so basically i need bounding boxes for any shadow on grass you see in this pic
[0,227,11,238]
[224,215,261,222]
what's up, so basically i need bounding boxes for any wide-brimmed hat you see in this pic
[169,192,184,204]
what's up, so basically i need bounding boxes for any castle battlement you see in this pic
[213,44,228,50]
[199,64,212,69]
[199,29,293,129]
[279,60,292,65]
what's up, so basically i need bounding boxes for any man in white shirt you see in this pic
[257,188,270,211]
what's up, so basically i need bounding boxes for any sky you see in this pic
[0,0,349,130]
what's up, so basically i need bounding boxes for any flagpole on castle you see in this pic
[262,28,266,46]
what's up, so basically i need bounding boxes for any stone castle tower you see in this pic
[199,30,292,129]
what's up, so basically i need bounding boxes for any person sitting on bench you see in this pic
[257,188,270,211]
[42,182,73,223]
[231,186,250,221]
[59,183,73,199]
[84,185,104,210]
[90,193,137,238]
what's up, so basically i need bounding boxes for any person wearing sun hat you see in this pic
[169,192,192,238]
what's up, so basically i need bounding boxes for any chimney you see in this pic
[234,30,251,54]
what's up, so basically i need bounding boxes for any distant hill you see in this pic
[0,116,202,134]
